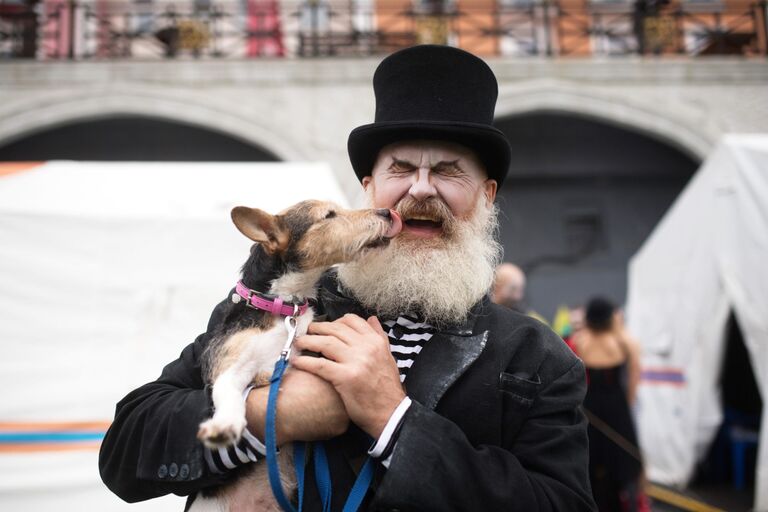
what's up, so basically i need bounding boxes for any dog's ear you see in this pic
[231,206,287,253]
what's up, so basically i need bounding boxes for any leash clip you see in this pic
[280,305,300,360]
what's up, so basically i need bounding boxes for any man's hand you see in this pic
[246,369,349,445]
[291,314,406,439]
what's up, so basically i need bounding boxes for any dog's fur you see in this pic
[189,200,400,512]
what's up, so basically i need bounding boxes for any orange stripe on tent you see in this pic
[0,162,44,177]
[0,421,112,432]
[0,442,102,453]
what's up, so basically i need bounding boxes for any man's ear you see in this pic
[231,206,286,253]
[484,179,498,206]
[361,176,372,191]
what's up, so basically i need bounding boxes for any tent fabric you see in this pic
[0,161,349,511]
[626,135,768,510]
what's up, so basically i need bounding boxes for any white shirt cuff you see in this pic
[368,396,412,459]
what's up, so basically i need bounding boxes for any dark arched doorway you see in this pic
[494,111,699,321]
[0,116,279,162]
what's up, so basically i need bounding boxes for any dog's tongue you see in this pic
[385,210,403,238]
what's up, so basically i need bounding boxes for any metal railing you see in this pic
[1,0,766,59]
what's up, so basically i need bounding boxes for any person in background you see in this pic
[571,297,644,512]
[561,305,585,351]
[569,306,585,335]
[491,262,548,324]
[490,262,526,312]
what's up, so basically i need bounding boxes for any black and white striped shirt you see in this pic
[204,314,434,474]
[205,424,265,474]
[382,315,435,383]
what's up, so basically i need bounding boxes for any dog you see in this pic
[190,200,402,512]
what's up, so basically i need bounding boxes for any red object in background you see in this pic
[42,0,71,58]
[563,335,577,354]
[247,0,284,57]
[563,336,589,385]
[95,0,110,57]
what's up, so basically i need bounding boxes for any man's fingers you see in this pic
[336,314,376,334]
[366,316,387,337]
[309,314,385,341]
[291,354,342,384]
[307,319,360,342]
[294,334,346,362]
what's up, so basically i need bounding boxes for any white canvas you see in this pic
[0,161,349,511]
[627,135,768,510]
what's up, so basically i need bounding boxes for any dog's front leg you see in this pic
[198,369,253,448]
[198,329,284,448]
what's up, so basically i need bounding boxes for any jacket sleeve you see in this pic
[371,359,596,512]
[99,298,232,503]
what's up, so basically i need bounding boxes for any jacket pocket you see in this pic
[498,371,541,407]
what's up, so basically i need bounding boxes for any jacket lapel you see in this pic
[403,306,489,410]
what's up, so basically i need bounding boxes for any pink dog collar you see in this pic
[233,281,309,317]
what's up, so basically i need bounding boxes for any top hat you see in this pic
[347,45,512,186]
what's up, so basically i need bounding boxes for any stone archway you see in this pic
[493,110,700,321]
[495,80,715,162]
[0,89,309,163]
[0,115,279,162]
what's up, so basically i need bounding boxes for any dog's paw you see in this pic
[197,416,247,448]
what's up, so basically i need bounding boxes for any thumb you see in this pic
[367,316,386,336]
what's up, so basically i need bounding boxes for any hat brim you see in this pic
[348,120,512,186]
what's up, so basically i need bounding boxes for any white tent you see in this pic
[626,135,768,510]
[0,161,350,511]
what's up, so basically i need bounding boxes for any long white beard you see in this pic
[337,196,502,327]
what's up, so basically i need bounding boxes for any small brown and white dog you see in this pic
[190,200,402,512]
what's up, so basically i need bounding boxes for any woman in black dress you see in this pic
[573,298,644,512]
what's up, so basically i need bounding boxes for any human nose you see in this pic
[408,167,437,200]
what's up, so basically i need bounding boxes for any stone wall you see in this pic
[1,58,766,202]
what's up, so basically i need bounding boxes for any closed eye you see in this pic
[433,160,462,176]
[390,158,417,174]
[324,211,337,219]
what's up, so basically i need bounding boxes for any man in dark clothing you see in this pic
[99,45,596,512]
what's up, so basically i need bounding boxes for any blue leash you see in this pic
[313,442,375,512]
[313,442,333,512]
[294,441,307,512]
[266,356,301,512]
[343,456,375,512]
[265,314,374,512]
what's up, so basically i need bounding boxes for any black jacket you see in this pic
[99,276,596,511]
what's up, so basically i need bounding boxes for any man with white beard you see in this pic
[100,45,595,511]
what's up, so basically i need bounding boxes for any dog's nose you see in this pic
[375,208,392,219]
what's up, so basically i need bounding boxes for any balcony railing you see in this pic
[1,0,766,59]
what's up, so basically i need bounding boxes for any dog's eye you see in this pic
[324,211,337,219]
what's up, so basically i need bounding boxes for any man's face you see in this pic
[339,140,502,325]
[362,140,497,241]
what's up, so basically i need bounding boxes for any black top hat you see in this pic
[347,45,512,186]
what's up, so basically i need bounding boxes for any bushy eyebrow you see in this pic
[389,156,463,172]
[432,159,462,172]
[390,156,417,169]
